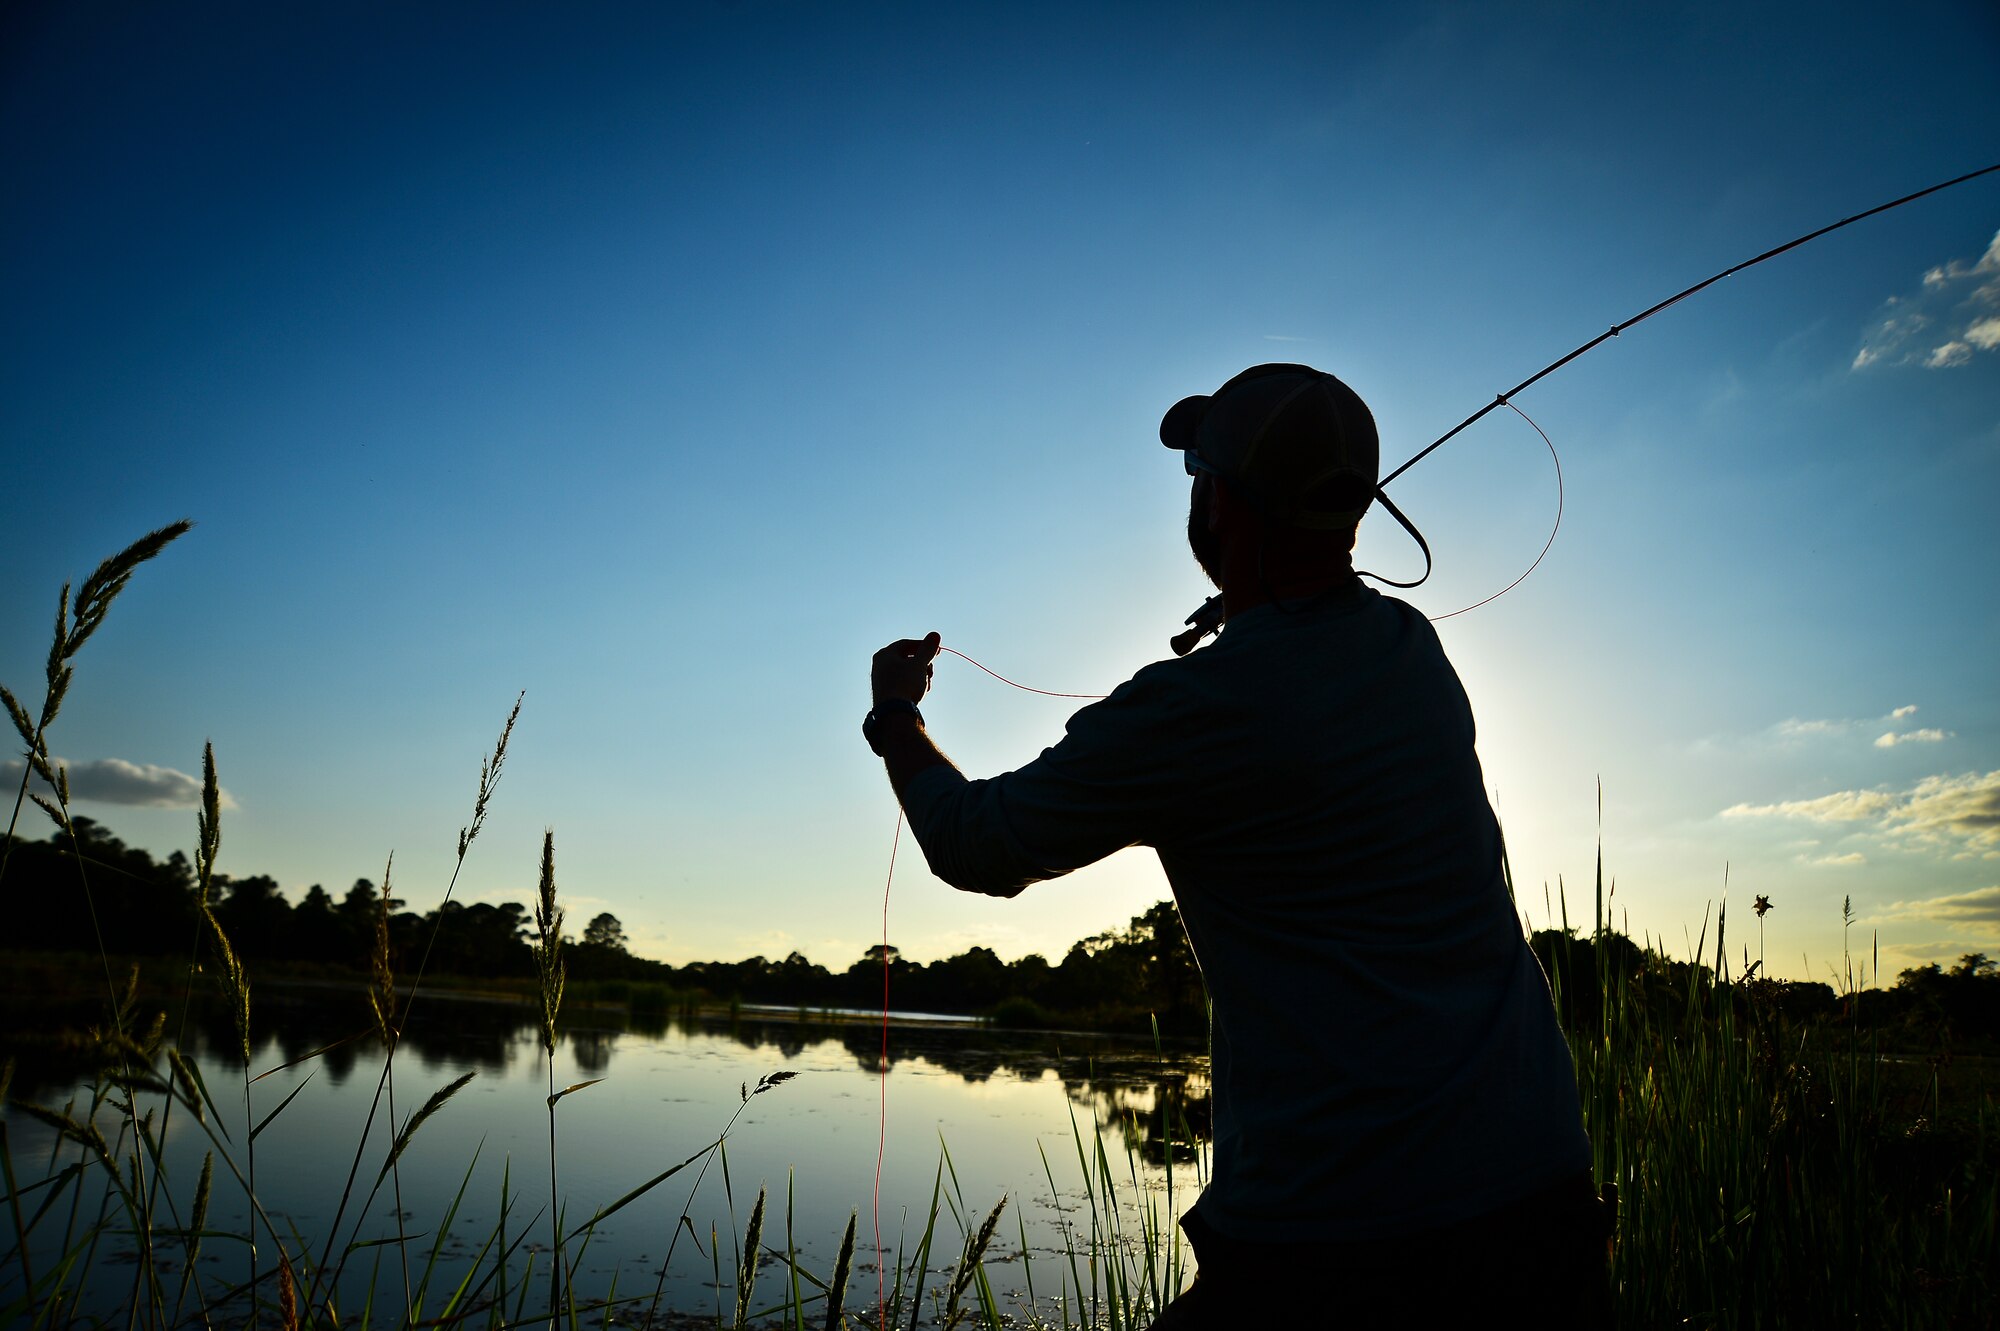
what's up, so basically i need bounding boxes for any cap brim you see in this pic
[1159,394,1210,451]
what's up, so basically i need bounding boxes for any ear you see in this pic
[1206,475,1232,531]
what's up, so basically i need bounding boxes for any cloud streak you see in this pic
[0,757,234,810]
[1874,728,1952,748]
[1870,885,2000,932]
[1724,770,2000,858]
[1851,228,2000,371]
[1708,705,1944,755]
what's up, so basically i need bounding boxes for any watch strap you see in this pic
[863,697,924,756]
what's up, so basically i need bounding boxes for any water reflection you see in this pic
[16,980,1219,1163]
[175,981,1222,1152]
[8,979,1217,1325]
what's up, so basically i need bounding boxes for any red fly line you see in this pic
[872,650,1101,1323]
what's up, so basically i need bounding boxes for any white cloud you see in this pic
[0,756,235,809]
[1853,228,2000,370]
[1892,704,1919,719]
[1874,728,1952,748]
[1893,772,2000,854]
[1797,851,1867,867]
[1726,771,2000,858]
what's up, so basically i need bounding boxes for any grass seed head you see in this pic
[459,691,523,859]
[278,1252,298,1331]
[534,829,565,1051]
[184,1152,214,1275]
[1,685,33,749]
[735,1185,767,1329]
[370,855,398,1046]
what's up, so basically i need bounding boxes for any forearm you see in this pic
[876,713,956,803]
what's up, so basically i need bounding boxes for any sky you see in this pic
[2,1,1997,986]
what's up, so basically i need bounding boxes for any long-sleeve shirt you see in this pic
[901,585,1590,1242]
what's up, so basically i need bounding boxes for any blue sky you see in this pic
[3,1,1997,984]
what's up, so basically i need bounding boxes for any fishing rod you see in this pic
[1169,160,2000,655]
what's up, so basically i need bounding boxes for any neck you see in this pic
[1221,570,1359,618]
[1216,541,1358,617]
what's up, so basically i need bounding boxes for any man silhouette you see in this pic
[866,364,1609,1326]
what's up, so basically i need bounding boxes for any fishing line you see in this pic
[937,645,1106,698]
[873,810,902,1322]
[1425,398,1563,622]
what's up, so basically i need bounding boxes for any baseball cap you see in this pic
[1158,363,1379,529]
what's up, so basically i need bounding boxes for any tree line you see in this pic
[6,818,1996,1043]
[2,818,1205,1032]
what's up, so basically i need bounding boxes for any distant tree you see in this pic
[1898,954,2000,1041]
[929,946,1010,1010]
[293,884,344,963]
[1008,952,1054,1006]
[582,913,629,952]
[843,944,913,1007]
[213,873,292,958]
[1129,900,1203,1022]
[10,818,196,954]
[428,899,532,977]
[771,950,834,1005]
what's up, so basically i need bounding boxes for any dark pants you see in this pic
[1145,1172,1614,1329]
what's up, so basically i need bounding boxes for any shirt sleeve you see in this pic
[900,665,1196,897]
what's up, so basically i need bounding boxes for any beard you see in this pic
[1188,488,1224,589]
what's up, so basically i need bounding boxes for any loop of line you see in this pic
[1427,398,1564,623]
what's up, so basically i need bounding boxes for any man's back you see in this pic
[903,585,1589,1241]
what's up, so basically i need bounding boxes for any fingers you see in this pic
[873,632,943,705]
[879,633,943,662]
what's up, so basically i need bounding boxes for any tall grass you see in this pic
[2,525,1994,1327]
[1541,841,1998,1328]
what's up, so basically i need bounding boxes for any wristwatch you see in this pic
[863,698,923,756]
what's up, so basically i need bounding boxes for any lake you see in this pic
[1,985,1212,1327]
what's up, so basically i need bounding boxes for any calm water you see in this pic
[2,988,1212,1326]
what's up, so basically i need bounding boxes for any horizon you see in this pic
[3,2,1997,985]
